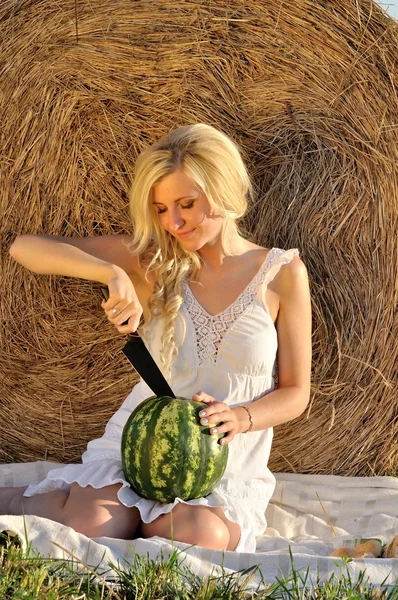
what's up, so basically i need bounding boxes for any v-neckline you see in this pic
[183,249,274,318]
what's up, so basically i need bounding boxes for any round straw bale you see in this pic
[0,0,397,475]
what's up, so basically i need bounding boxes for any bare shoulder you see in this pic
[270,255,309,298]
[241,242,309,297]
[243,242,272,269]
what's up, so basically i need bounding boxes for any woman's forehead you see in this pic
[151,170,202,203]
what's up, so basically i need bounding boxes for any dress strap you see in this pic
[261,248,299,288]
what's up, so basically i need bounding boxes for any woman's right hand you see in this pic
[102,267,143,334]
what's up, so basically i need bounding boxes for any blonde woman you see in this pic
[1,124,312,552]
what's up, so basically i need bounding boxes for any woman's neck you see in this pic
[197,228,251,270]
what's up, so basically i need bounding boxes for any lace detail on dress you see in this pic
[182,251,276,366]
[265,247,299,277]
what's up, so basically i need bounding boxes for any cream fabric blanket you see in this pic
[1,462,397,589]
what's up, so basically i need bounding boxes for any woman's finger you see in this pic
[102,297,127,311]
[107,306,123,319]
[209,423,229,435]
[109,302,138,321]
[192,391,215,404]
[218,432,235,445]
[104,299,142,322]
[198,402,230,417]
[200,409,235,428]
[101,285,137,310]
[199,412,224,426]
[114,313,142,333]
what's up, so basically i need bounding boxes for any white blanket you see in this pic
[1,462,397,589]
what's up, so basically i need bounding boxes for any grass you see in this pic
[1,532,397,599]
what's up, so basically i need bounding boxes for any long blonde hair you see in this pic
[128,123,252,374]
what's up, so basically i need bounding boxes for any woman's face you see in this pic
[151,169,224,251]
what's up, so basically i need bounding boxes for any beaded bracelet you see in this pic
[240,405,253,433]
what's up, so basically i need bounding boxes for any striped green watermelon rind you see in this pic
[121,396,229,503]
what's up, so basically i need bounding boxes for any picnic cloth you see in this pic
[1,461,397,589]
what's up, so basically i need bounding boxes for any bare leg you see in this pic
[0,486,29,514]
[140,504,241,551]
[1,483,141,539]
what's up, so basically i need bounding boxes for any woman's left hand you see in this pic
[192,391,242,445]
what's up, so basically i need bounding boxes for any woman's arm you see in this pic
[9,234,141,281]
[9,234,148,332]
[194,256,312,442]
[247,255,312,428]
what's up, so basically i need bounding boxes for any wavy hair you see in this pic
[128,123,252,375]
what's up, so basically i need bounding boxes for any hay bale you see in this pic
[0,0,396,475]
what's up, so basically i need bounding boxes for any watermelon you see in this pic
[121,395,229,503]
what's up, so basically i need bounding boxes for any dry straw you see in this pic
[0,0,397,475]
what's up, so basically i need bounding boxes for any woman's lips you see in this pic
[176,229,195,239]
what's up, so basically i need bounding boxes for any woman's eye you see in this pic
[181,200,195,209]
[155,199,194,214]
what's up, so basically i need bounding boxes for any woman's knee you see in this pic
[204,518,230,550]
[141,505,232,550]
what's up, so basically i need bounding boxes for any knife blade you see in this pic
[122,334,176,398]
[100,287,176,398]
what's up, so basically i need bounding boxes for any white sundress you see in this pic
[24,247,299,552]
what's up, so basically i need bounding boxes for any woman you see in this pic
[1,123,312,552]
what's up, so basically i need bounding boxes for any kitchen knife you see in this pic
[101,288,176,398]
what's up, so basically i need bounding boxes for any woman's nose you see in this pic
[169,209,185,230]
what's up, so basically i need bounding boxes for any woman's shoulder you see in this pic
[241,241,270,265]
[243,243,303,270]
[265,247,308,297]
